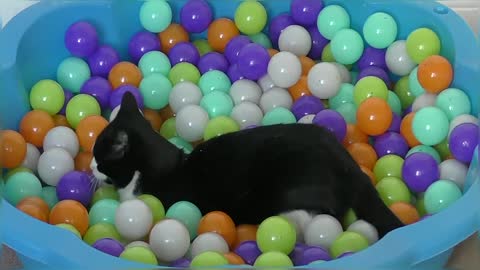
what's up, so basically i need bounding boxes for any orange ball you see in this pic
[198,211,237,248]
[356,97,393,136]
[208,18,240,53]
[268,48,279,57]
[19,110,55,147]
[17,196,50,214]
[17,202,49,222]
[299,56,315,76]
[343,124,368,147]
[49,200,89,236]
[159,23,189,54]
[159,105,175,120]
[76,115,108,152]
[400,112,421,148]
[0,130,27,169]
[347,143,378,170]
[417,55,453,94]
[360,165,377,186]
[224,252,245,265]
[75,151,93,173]
[53,114,71,128]
[143,109,163,131]
[288,76,312,101]
[389,202,420,225]
[108,61,143,89]
[234,224,258,248]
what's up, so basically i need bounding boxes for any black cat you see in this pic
[91,92,403,239]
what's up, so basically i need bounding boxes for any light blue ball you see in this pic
[262,107,296,125]
[89,199,120,226]
[166,201,202,239]
[139,73,173,110]
[363,12,398,49]
[406,145,442,164]
[57,57,91,93]
[200,91,234,118]
[435,88,472,121]
[138,51,172,77]
[199,70,232,96]
[412,107,450,146]
[249,32,273,49]
[139,0,172,33]
[408,67,426,97]
[169,137,194,154]
[41,186,59,209]
[5,172,42,205]
[329,83,354,110]
[335,103,357,124]
[387,91,402,116]
[317,5,350,40]
[424,180,462,214]
[331,29,364,65]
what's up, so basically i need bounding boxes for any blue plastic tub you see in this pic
[0,0,479,269]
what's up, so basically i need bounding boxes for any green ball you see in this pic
[335,103,357,124]
[394,76,415,109]
[169,137,194,154]
[29,79,65,115]
[434,138,452,161]
[66,94,101,129]
[234,0,268,35]
[262,107,296,126]
[330,231,369,258]
[191,251,228,267]
[321,43,336,62]
[254,251,294,267]
[331,29,364,65]
[5,172,42,205]
[193,39,213,56]
[249,32,272,49]
[317,5,350,40]
[199,70,232,96]
[200,91,234,118]
[41,186,59,209]
[412,107,449,146]
[57,57,91,93]
[342,209,358,228]
[166,201,202,240]
[120,246,158,265]
[376,177,411,206]
[406,28,441,64]
[407,145,441,164]
[169,62,201,85]
[257,216,296,254]
[416,193,428,217]
[92,186,119,205]
[83,223,122,245]
[387,91,402,116]
[329,83,354,110]
[139,0,172,33]
[88,199,120,226]
[160,117,177,139]
[56,223,82,238]
[138,51,171,77]
[203,116,240,141]
[353,76,389,106]
[363,12,398,49]
[424,180,462,214]
[138,194,165,223]
[139,73,173,110]
[5,167,32,180]
[435,88,471,121]
[373,155,404,181]
[408,67,426,97]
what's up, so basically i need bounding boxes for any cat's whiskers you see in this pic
[89,174,100,193]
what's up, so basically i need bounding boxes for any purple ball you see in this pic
[357,66,391,86]
[227,64,246,83]
[80,76,112,109]
[402,152,440,193]
[338,252,355,258]
[307,25,329,60]
[296,246,331,265]
[88,45,120,78]
[449,123,479,163]
[110,85,144,110]
[388,113,401,133]
[313,109,347,141]
[59,89,74,115]
[56,171,94,206]
[420,214,433,221]
[180,0,213,33]
[290,243,308,265]
[128,31,161,63]
[234,241,261,265]
[237,43,270,80]
[290,0,324,27]
[65,21,99,58]
[168,42,200,66]
[92,238,125,257]
[403,105,413,117]
[269,14,295,47]
[225,35,252,64]
[198,52,229,74]
[170,258,191,267]
[291,95,325,120]
[357,46,387,71]
[374,132,409,158]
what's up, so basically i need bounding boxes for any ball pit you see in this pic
[0,0,479,270]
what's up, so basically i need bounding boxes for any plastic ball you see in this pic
[138,51,171,78]
[229,79,262,106]
[165,201,202,240]
[331,29,364,65]
[198,52,229,75]
[267,51,302,88]
[180,0,213,33]
[374,132,409,158]
[19,110,54,148]
[87,45,121,78]
[329,83,354,110]
[41,186,59,209]
[412,93,437,112]
[88,199,119,226]
[170,258,191,267]
[307,62,342,99]
[115,199,153,241]
[387,92,402,116]
[347,142,378,170]
[231,102,264,129]
[225,35,253,65]
[200,91,234,118]
[92,186,119,205]
[234,240,261,265]
[353,76,388,106]
[56,223,82,238]
[249,32,273,49]
[169,62,202,86]
[79,77,112,109]
[290,0,324,27]
[317,5,350,40]
[83,223,122,245]
[43,126,79,158]
[66,94,101,129]
[208,18,240,53]
[149,218,191,262]
[412,106,449,146]
[159,23,189,54]
[227,64,246,83]
[29,80,65,115]
[198,70,232,96]
[357,66,391,87]
[449,123,478,163]
[197,211,237,248]
[449,114,478,138]
[347,220,378,245]
[234,0,268,35]
[304,214,343,249]
[120,246,158,265]
[49,199,89,236]
[191,232,229,258]
[5,172,42,205]
[176,105,209,142]
[139,0,172,33]
[168,82,203,114]
[333,62,352,83]
[257,216,296,254]
[56,170,93,206]
[268,14,295,46]
[386,40,416,76]
[362,12,397,49]
[312,109,347,141]
[259,87,293,113]
[330,231,369,258]
[57,57,91,93]
[169,137,194,154]
[108,61,143,89]
[373,154,404,181]
[278,25,312,56]
[406,28,441,64]
[424,180,462,214]
[402,152,440,193]
[288,76,311,102]
[291,96,324,120]
[160,117,177,139]
[254,251,293,267]
[110,85,144,110]
[191,251,228,267]
[92,238,124,257]
[435,88,471,121]
[356,97,393,136]
[21,143,40,173]
[295,246,331,266]
[258,74,276,92]
[76,115,108,152]
[357,46,387,70]
[407,145,441,164]
[126,241,151,249]
[394,76,416,109]
[237,43,270,80]
[261,107,297,125]
[139,73,173,110]
[128,31,161,63]
[376,176,411,206]
[17,197,50,222]
[439,159,468,189]
[0,130,27,170]
[37,147,75,186]
[168,42,201,66]
[64,21,98,58]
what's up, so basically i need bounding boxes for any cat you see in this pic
[91,92,404,240]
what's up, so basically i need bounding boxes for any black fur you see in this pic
[93,92,403,237]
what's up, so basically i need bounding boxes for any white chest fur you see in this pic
[118,170,141,202]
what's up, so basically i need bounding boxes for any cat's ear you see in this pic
[120,91,139,112]
[106,130,129,160]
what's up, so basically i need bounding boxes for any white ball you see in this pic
[43,126,79,158]
[278,25,312,56]
[412,93,438,112]
[230,79,262,105]
[175,105,210,142]
[149,219,191,262]
[304,214,343,249]
[332,63,352,84]
[267,51,302,88]
[22,143,40,172]
[257,74,276,92]
[298,114,315,124]
[259,87,293,113]
[386,40,416,76]
[169,82,203,113]
[37,147,75,186]
[190,232,229,259]
[449,114,478,138]
[115,199,153,241]
[231,102,264,129]
[439,159,468,189]
[347,220,379,245]
[307,63,342,99]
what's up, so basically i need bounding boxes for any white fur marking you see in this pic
[118,170,141,202]
[109,105,144,123]
[279,210,315,243]
[90,157,108,182]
